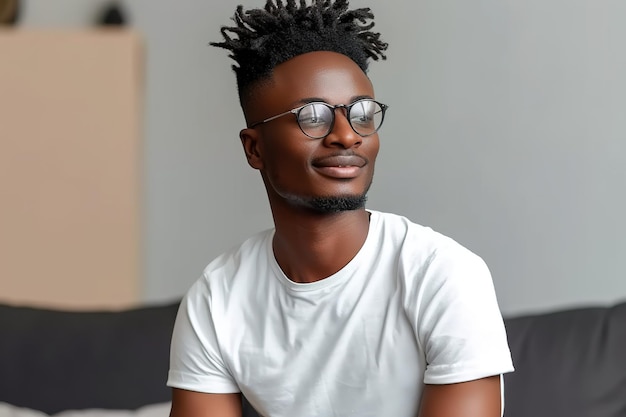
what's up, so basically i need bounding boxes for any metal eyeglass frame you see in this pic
[248,99,389,139]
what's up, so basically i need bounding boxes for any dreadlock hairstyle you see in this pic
[210,0,388,107]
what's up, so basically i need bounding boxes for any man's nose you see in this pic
[323,108,362,148]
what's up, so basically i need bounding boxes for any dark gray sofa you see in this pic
[1,299,625,417]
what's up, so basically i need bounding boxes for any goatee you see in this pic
[286,194,368,214]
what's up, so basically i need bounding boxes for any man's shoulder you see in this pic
[370,209,482,265]
[178,229,275,322]
[198,228,274,286]
[370,209,445,247]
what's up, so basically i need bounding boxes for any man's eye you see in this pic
[300,116,326,125]
[351,113,374,125]
[299,105,329,126]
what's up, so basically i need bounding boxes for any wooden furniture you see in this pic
[0,30,143,310]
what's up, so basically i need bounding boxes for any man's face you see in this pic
[240,51,380,213]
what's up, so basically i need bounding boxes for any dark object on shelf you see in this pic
[0,0,20,25]
[97,2,127,26]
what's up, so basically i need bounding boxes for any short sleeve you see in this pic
[409,240,514,385]
[167,277,240,393]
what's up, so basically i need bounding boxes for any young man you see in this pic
[167,1,514,416]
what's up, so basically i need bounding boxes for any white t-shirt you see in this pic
[168,210,514,417]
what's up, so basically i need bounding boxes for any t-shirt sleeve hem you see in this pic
[167,370,240,394]
[424,364,515,385]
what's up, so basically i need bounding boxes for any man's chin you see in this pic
[287,194,368,214]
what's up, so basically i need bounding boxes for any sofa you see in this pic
[1,299,625,417]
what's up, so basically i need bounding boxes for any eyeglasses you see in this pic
[248,99,389,139]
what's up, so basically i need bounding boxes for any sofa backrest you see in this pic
[504,301,626,417]
[0,302,180,414]
[2,299,624,417]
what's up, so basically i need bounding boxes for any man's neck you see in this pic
[271,208,371,284]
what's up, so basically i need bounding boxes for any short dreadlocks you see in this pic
[210,0,388,107]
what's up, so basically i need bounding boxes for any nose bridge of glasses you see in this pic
[331,103,350,119]
[326,104,363,141]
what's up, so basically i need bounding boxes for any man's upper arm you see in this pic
[170,388,242,417]
[418,375,503,417]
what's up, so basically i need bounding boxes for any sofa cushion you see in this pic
[504,301,626,417]
[0,302,180,415]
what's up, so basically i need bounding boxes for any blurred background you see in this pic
[1,0,624,315]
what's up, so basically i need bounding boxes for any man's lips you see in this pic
[312,155,367,179]
[312,155,367,168]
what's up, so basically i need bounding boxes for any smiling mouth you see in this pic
[313,155,367,168]
[312,155,367,179]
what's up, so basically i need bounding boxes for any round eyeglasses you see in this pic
[248,99,389,139]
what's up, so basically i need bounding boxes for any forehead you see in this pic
[252,51,375,111]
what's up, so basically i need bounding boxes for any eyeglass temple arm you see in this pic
[248,109,298,128]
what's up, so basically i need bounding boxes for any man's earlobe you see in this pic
[239,128,263,170]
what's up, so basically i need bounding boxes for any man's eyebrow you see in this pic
[293,95,374,106]
[350,95,374,102]
[293,97,327,106]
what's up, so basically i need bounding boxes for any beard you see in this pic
[265,173,373,214]
[280,191,369,214]
[307,194,368,213]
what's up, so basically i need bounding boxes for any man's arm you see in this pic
[169,388,242,417]
[418,375,502,417]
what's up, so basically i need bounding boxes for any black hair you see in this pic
[210,0,388,106]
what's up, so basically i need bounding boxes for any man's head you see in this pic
[212,0,388,214]
[210,0,388,114]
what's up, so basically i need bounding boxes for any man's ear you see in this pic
[239,128,263,170]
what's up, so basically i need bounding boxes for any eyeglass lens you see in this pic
[296,100,385,138]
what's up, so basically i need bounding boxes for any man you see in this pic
[168,1,514,416]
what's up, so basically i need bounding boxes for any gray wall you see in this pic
[20,0,626,315]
